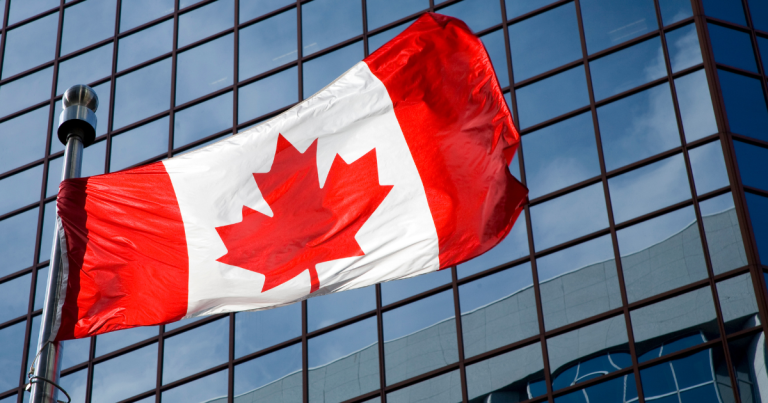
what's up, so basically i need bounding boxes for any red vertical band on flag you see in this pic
[56,162,189,340]
[364,13,528,268]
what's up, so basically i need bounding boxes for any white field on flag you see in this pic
[164,62,440,319]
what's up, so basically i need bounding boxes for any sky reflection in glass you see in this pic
[590,38,667,100]
[675,69,718,142]
[746,193,768,265]
[516,65,589,129]
[162,370,228,403]
[91,344,157,402]
[235,344,302,399]
[702,0,746,25]
[366,0,427,30]
[0,273,30,323]
[0,106,48,174]
[59,368,87,403]
[235,302,301,357]
[113,58,171,130]
[240,0,294,21]
[0,321,26,392]
[505,0,559,19]
[308,285,375,332]
[0,164,43,216]
[0,66,53,119]
[0,208,38,278]
[659,0,693,25]
[609,154,690,223]
[239,9,297,80]
[238,67,297,123]
[302,0,362,56]
[580,0,658,54]
[175,34,234,105]
[117,19,173,72]
[1,12,57,79]
[531,183,608,251]
[60,0,117,56]
[7,0,58,25]
[119,0,173,32]
[368,21,409,53]
[174,92,232,148]
[598,84,679,171]
[303,41,363,99]
[109,117,169,172]
[56,44,112,95]
[438,0,500,33]
[163,317,229,384]
[666,23,702,73]
[95,326,158,357]
[178,0,234,48]
[689,140,729,195]
[508,2,581,83]
[60,337,90,370]
[381,269,451,305]
[734,141,768,192]
[523,113,599,198]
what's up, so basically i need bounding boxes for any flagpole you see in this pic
[29,85,98,403]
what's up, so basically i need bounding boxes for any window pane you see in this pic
[547,315,629,390]
[302,41,362,99]
[508,2,582,82]
[675,69,717,142]
[590,38,667,101]
[174,92,232,148]
[91,343,157,402]
[457,214,529,277]
[308,285,375,332]
[0,273,31,323]
[702,0,746,25]
[538,235,621,330]
[745,192,768,265]
[368,21,409,53]
[709,23,758,73]
[0,164,43,216]
[176,34,234,105]
[751,0,768,31]
[8,0,58,24]
[1,12,58,79]
[33,266,48,311]
[531,183,608,251]
[666,23,703,73]
[38,201,56,263]
[597,83,680,171]
[640,347,732,402]
[120,0,173,32]
[95,326,158,356]
[60,337,90,370]
[386,370,462,403]
[481,30,509,88]
[56,44,112,95]
[178,0,234,48]
[609,154,690,223]
[700,193,747,274]
[438,0,500,33]
[718,273,760,334]
[0,106,48,175]
[718,69,768,141]
[760,36,768,71]
[689,140,729,195]
[735,140,768,192]
[240,0,294,21]
[110,117,169,172]
[632,287,718,361]
[234,344,302,402]
[0,321,25,393]
[117,19,174,72]
[381,269,451,305]
[308,317,379,402]
[516,65,590,129]
[366,0,426,30]
[466,342,544,401]
[163,318,228,384]
[580,0,658,54]
[554,373,637,403]
[162,370,228,403]
[238,67,297,123]
[506,0,559,19]
[460,263,537,357]
[617,206,708,302]
[302,0,362,56]
[113,58,171,130]
[60,0,117,56]
[384,290,457,384]
[235,302,301,358]
[0,67,53,119]
[727,332,765,403]
[0,208,38,277]
[59,368,87,403]
[659,0,693,25]
[239,9,297,80]
[24,314,40,375]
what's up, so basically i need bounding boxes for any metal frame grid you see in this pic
[0,0,766,402]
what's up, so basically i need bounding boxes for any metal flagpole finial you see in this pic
[29,84,97,403]
[58,84,98,147]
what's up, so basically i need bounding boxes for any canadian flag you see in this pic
[54,13,528,340]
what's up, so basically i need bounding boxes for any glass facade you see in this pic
[0,0,767,402]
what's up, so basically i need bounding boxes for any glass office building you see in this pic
[1,0,768,402]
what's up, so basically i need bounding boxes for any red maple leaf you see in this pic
[215,134,393,293]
